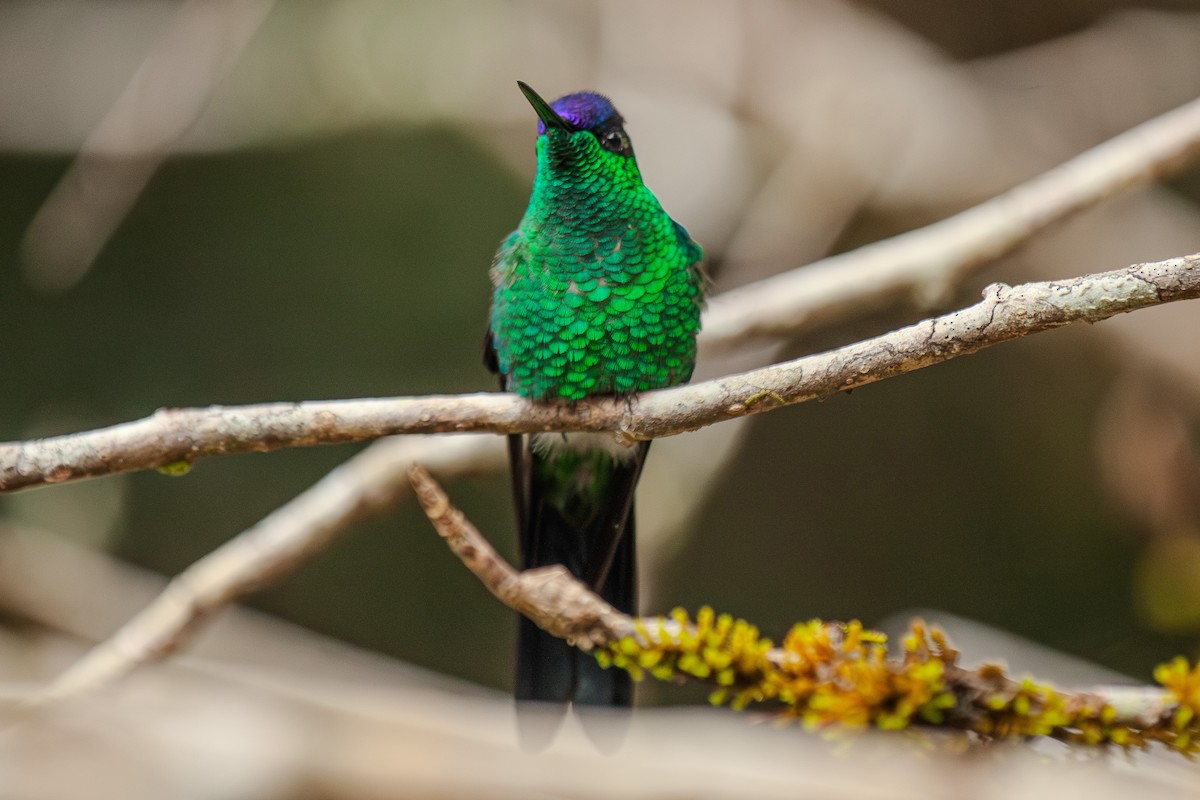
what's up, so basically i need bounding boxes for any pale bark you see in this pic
[3,254,1197,492]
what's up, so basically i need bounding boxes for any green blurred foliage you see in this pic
[1136,533,1200,634]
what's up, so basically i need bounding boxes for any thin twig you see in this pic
[410,463,632,651]
[4,254,1198,492]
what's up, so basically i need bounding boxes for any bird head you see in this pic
[517,81,638,176]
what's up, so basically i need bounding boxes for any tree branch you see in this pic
[21,0,275,293]
[4,254,1197,492]
[23,435,503,705]
[700,94,1200,348]
[410,462,632,651]
[411,465,1195,750]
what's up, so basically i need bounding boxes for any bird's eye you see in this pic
[600,129,630,154]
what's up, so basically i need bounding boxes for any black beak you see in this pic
[517,81,570,131]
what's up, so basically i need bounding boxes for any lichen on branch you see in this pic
[603,607,1200,751]
[411,465,1200,754]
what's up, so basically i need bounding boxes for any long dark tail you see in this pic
[514,441,648,709]
[515,508,636,706]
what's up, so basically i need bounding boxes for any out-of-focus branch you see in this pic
[4,254,1198,492]
[0,522,484,695]
[6,647,1195,800]
[24,435,503,705]
[701,94,1200,349]
[20,0,275,293]
[410,466,1193,750]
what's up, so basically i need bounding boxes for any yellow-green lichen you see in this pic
[156,459,193,476]
[595,607,1200,755]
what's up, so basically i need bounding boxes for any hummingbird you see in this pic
[485,82,705,714]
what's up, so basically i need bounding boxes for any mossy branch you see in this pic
[411,464,1199,753]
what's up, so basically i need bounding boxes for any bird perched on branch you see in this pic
[485,82,705,726]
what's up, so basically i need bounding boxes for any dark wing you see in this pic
[486,228,531,534]
[482,326,502,378]
[484,326,528,536]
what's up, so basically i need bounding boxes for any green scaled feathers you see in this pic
[490,104,704,401]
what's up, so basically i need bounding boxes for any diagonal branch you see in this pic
[3,254,1198,492]
[700,94,1200,348]
[410,463,631,650]
[20,0,276,293]
[23,435,503,705]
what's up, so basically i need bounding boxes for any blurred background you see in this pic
[3,1,1200,791]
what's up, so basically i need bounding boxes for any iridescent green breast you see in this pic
[490,133,703,401]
